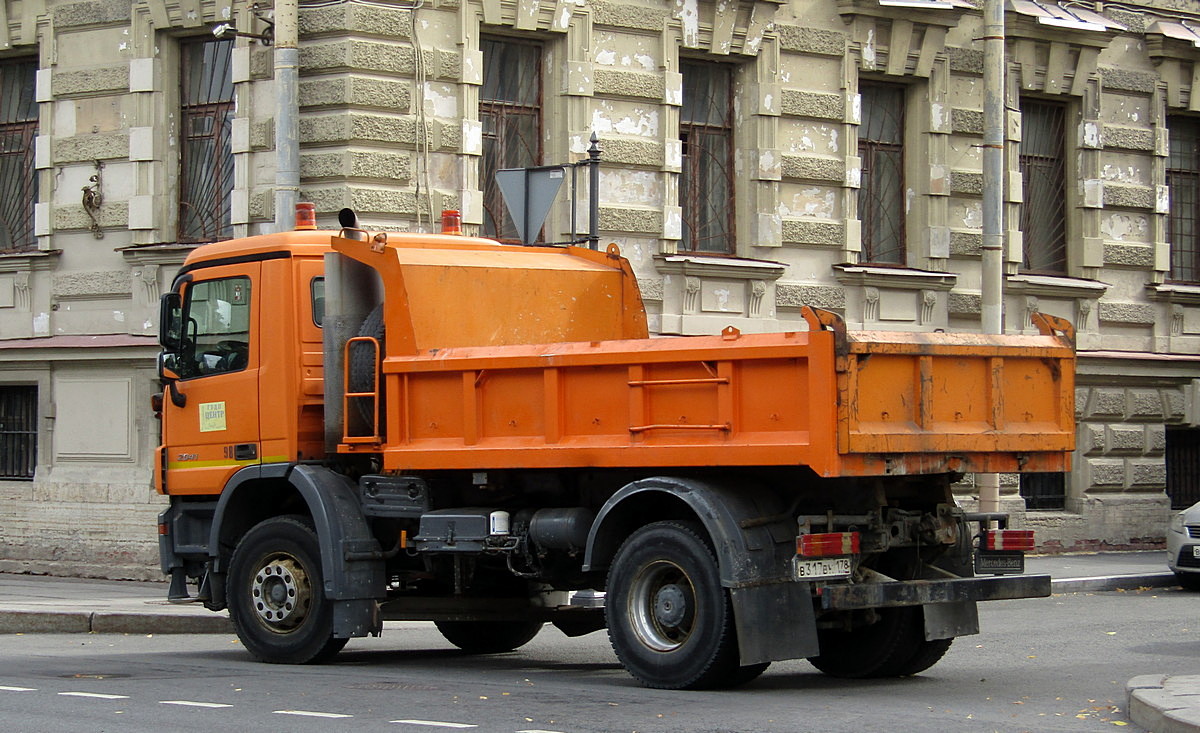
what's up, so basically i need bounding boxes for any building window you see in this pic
[1167,427,1200,510]
[0,386,37,480]
[179,36,235,243]
[1019,99,1068,274]
[1167,116,1200,284]
[680,60,735,254]
[857,81,905,265]
[0,58,38,252]
[1020,472,1066,511]
[480,37,542,242]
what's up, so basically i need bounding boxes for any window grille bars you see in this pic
[858,82,906,265]
[0,58,38,252]
[1019,99,1068,275]
[680,60,735,255]
[178,37,235,244]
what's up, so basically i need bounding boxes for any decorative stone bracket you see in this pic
[654,253,786,334]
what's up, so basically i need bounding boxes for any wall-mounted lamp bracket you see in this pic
[211,4,274,45]
[81,159,104,239]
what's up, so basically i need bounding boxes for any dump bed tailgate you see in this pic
[835,327,1074,475]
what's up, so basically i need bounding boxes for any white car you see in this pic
[1168,502,1200,590]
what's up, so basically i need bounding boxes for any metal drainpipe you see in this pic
[274,0,299,232]
[979,0,1006,516]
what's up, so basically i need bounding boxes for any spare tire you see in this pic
[347,303,385,431]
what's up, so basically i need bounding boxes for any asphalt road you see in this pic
[0,586,1194,732]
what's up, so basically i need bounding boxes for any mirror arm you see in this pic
[167,379,187,407]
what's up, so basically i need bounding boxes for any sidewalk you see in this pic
[0,552,1186,730]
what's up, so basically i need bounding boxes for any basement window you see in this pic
[0,386,37,480]
[1020,472,1066,511]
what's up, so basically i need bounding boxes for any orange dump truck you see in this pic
[155,208,1075,689]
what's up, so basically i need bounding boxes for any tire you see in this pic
[227,516,348,664]
[606,521,750,690]
[349,304,384,393]
[895,637,954,676]
[435,620,544,654]
[808,606,925,679]
[348,304,385,430]
[1176,572,1200,591]
[732,662,772,686]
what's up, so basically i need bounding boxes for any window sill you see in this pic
[655,253,786,280]
[1005,273,1109,299]
[833,264,957,291]
[1146,282,1200,306]
[0,249,60,273]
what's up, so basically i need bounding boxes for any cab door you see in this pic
[161,263,261,495]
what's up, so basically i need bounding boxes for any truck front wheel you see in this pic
[606,521,764,690]
[227,516,348,664]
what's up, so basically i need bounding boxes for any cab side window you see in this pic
[179,276,251,378]
[311,277,324,327]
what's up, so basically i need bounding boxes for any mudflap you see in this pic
[923,601,979,641]
[730,582,820,666]
[334,599,382,639]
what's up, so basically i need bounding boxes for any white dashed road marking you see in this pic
[7,686,561,731]
[273,710,353,719]
[160,700,234,708]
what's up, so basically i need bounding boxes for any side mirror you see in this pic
[159,292,183,351]
[158,352,181,381]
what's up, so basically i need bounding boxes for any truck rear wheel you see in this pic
[896,637,954,676]
[227,516,347,664]
[606,521,759,690]
[808,606,926,678]
[435,620,544,653]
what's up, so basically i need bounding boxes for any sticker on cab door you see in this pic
[199,402,227,432]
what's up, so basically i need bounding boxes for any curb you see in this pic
[1128,674,1200,733]
[0,609,232,635]
[1050,572,1177,594]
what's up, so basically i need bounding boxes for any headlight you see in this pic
[1171,512,1186,534]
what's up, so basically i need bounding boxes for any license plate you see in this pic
[1191,545,1200,559]
[793,556,851,580]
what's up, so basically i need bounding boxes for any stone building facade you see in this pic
[1,0,1198,578]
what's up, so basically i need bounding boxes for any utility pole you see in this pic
[979,0,1006,515]
[274,0,299,231]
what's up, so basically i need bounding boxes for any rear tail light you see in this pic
[981,529,1035,552]
[798,532,860,557]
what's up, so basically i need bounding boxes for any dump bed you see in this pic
[344,306,1074,478]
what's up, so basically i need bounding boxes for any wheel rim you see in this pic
[627,559,696,652]
[250,554,313,633]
